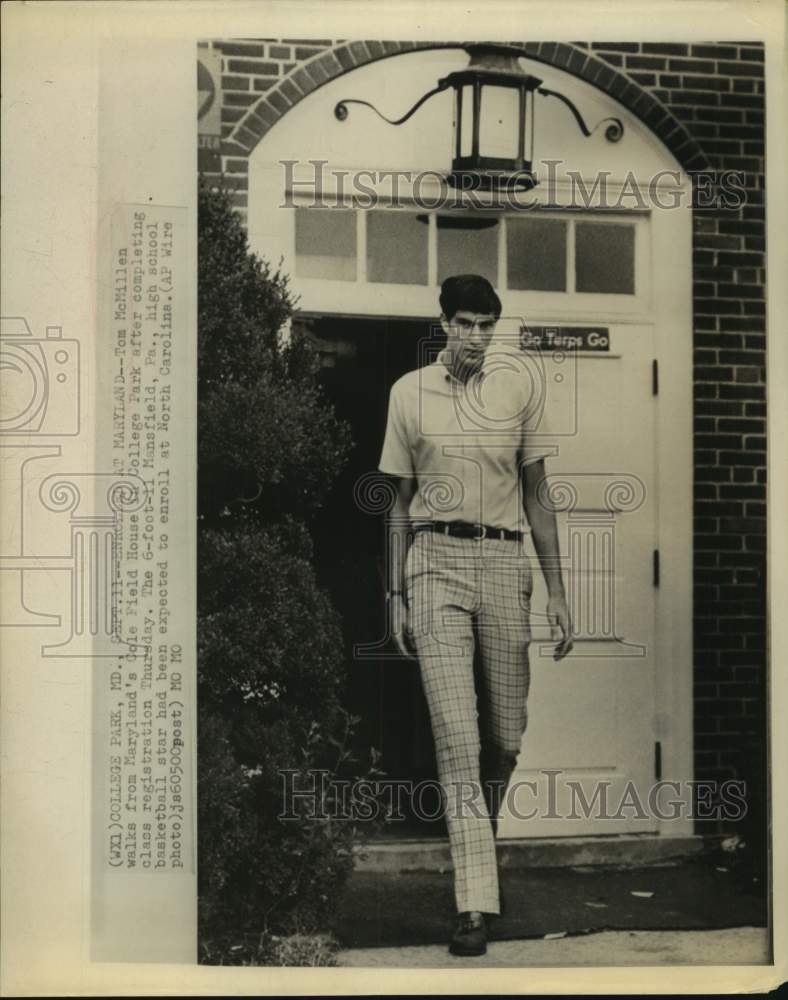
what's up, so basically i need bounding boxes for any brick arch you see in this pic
[224,39,711,192]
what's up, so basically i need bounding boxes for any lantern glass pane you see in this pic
[295,208,356,280]
[460,84,474,157]
[525,89,535,162]
[367,211,428,285]
[437,216,498,285]
[575,221,635,294]
[507,217,567,291]
[453,88,461,158]
[479,85,520,161]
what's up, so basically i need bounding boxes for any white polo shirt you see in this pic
[378,344,554,533]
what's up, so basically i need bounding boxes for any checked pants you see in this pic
[404,529,534,915]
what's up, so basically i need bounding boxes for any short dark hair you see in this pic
[439,274,502,321]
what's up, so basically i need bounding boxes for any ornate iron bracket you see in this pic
[335,81,624,144]
[334,81,449,126]
[537,86,624,142]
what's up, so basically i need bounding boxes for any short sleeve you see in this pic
[378,381,414,477]
[520,381,555,467]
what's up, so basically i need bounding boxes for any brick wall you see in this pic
[199,39,767,819]
[199,37,335,199]
[210,38,332,130]
[577,43,767,806]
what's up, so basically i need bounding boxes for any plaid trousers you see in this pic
[404,529,533,914]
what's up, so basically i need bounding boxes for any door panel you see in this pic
[499,325,658,837]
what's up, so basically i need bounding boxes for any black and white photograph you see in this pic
[196,30,771,967]
[1,1,786,994]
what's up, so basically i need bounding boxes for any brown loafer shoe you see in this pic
[449,910,487,956]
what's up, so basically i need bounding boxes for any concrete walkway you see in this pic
[338,926,770,967]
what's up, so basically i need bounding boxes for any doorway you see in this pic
[310,315,452,837]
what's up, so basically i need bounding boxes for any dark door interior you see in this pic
[310,314,446,838]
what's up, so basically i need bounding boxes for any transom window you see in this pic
[295,208,356,281]
[294,207,638,296]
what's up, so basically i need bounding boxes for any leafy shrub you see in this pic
[198,518,344,737]
[197,184,379,960]
[198,184,350,524]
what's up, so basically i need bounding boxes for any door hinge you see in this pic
[653,548,660,587]
[654,740,662,781]
[652,358,659,395]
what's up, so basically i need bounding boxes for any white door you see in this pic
[499,323,660,837]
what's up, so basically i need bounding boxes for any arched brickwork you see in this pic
[219,39,711,205]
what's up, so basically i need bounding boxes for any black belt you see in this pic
[413,521,523,542]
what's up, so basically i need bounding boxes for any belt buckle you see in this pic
[472,523,487,541]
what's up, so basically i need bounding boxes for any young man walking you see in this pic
[378,274,573,957]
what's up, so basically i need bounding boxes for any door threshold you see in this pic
[354,833,717,873]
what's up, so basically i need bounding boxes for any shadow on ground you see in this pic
[333,856,766,949]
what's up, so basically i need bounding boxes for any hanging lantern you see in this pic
[442,44,542,192]
[334,44,624,192]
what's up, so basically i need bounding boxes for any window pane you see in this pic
[507,217,567,291]
[437,217,498,285]
[367,211,428,285]
[575,221,635,294]
[295,208,356,281]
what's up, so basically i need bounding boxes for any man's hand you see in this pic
[390,594,417,659]
[547,593,574,661]
[523,460,573,661]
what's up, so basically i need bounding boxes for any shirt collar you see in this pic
[436,348,486,386]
